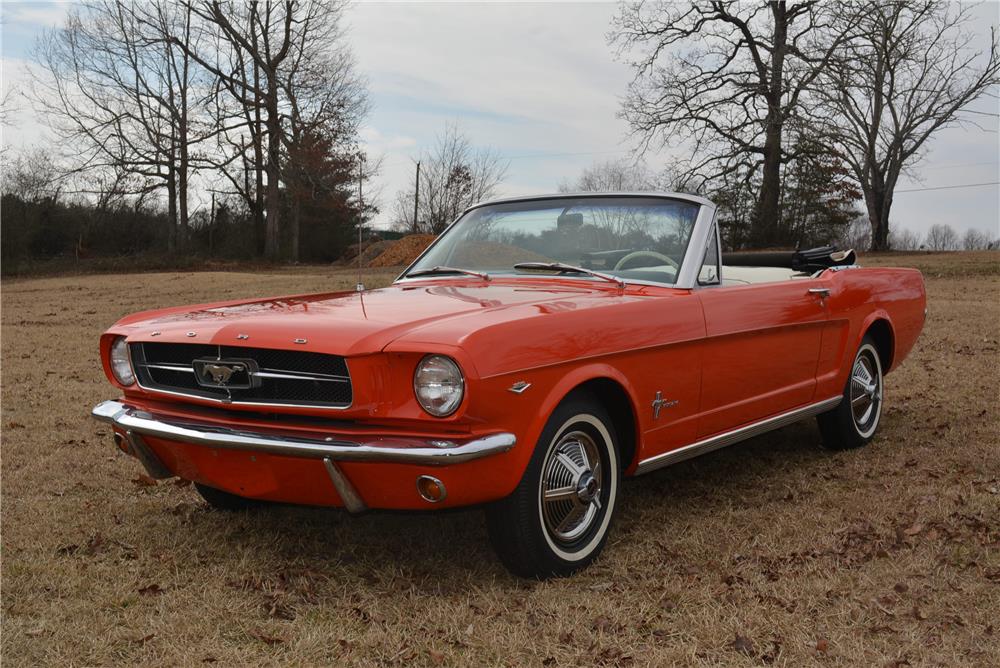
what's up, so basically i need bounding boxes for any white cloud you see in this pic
[1,2,69,28]
[2,1,996,238]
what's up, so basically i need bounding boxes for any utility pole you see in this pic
[413,159,421,232]
[357,153,365,292]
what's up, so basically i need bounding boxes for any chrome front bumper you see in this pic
[91,400,517,512]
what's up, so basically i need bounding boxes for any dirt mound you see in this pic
[359,240,396,266]
[369,234,436,267]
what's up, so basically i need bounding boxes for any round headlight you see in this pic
[413,355,465,417]
[110,336,135,386]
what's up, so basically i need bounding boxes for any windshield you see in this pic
[403,196,701,286]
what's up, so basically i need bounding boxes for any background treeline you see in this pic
[2,1,998,275]
[3,0,371,273]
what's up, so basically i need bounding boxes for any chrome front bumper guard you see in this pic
[91,400,516,513]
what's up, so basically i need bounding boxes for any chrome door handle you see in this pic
[808,288,830,297]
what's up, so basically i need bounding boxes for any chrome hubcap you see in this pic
[540,430,603,543]
[850,352,882,430]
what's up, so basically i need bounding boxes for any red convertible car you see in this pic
[92,193,926,577]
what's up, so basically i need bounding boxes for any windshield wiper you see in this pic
[406,266,490,281]
[513,262,625,289]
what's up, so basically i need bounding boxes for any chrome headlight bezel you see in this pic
[110,336,135,386]
[413,354,465,417]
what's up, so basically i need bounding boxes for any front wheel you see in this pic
[817,337,884,450]
[486,393,621,578]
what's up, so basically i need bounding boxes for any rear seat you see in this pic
[720,265,813,286]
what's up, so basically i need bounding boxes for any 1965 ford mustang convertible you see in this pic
[92,193,926,577]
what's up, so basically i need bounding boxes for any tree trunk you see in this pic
[263,81,282,260]
[290,196,300,263]
[754,126,783,247]
[178,13,190,251]
[166,163,178,253]
[178,123,189,250]
[864,187,892,251]
[178,155,188,250]
[252,57,266,256]
[860,162,894,251]
[751,2,788,248]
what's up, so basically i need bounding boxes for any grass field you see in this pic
[2,253,998,666]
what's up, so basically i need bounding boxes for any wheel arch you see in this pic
[567,377,639,475]
[863,316,895,373]
[527,365,642,475]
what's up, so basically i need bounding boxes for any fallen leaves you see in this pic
[264,593,296,621]
[138,583,165,597]
[248,629,284,645]
[131,474,158,487]
[728,634,755,657]
[55,543,79,556]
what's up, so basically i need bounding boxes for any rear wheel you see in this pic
[817,337,884,450]
[486,393,621,578]
[194,483,265,511]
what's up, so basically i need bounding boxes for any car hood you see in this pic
[113,280,627,357]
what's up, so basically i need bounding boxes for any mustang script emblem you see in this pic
[192,358,258,390]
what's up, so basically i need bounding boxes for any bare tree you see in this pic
[925,223,958,250]
[172,1,295,259]
[612,1,852,247]
[558,158,667,193]
[175,0,360,259]
[890,227,922,251]
[840,215,872,252]
[32,2,188,252]
[962,227,992,250]
[279,8,369,261]
[1,148,62,202]
[392,124,508,234]
[816,1,1000,251]
[32,1,203,250]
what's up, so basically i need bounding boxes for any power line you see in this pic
[895,181,999,193]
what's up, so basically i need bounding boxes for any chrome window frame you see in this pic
[694,215,722,288]
[394,192,718,291]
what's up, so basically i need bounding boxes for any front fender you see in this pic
[490,362,643,486]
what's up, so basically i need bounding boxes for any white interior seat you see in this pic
[720,265,812,285]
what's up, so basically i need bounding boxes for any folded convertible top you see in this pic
[721,246,856,271]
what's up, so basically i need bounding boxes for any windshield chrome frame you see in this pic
[395,192,718,291]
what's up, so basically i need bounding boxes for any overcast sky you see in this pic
[2,1,998,239]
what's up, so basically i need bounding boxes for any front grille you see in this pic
[130,342,352,408]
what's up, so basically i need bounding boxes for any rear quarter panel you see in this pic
[817,267,926,399]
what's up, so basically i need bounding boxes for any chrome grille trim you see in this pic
[130,342,353,410]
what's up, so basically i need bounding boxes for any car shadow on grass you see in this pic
[170,419,842,586]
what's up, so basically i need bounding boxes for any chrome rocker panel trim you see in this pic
[635,396,842,475]
[92,400,516,466]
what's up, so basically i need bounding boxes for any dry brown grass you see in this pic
[2,254,998,667]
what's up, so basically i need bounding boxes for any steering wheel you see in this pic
[614,250,679,271]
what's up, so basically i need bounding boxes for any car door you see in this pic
[695,272,828,438]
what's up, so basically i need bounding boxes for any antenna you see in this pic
[356,153,365,292]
